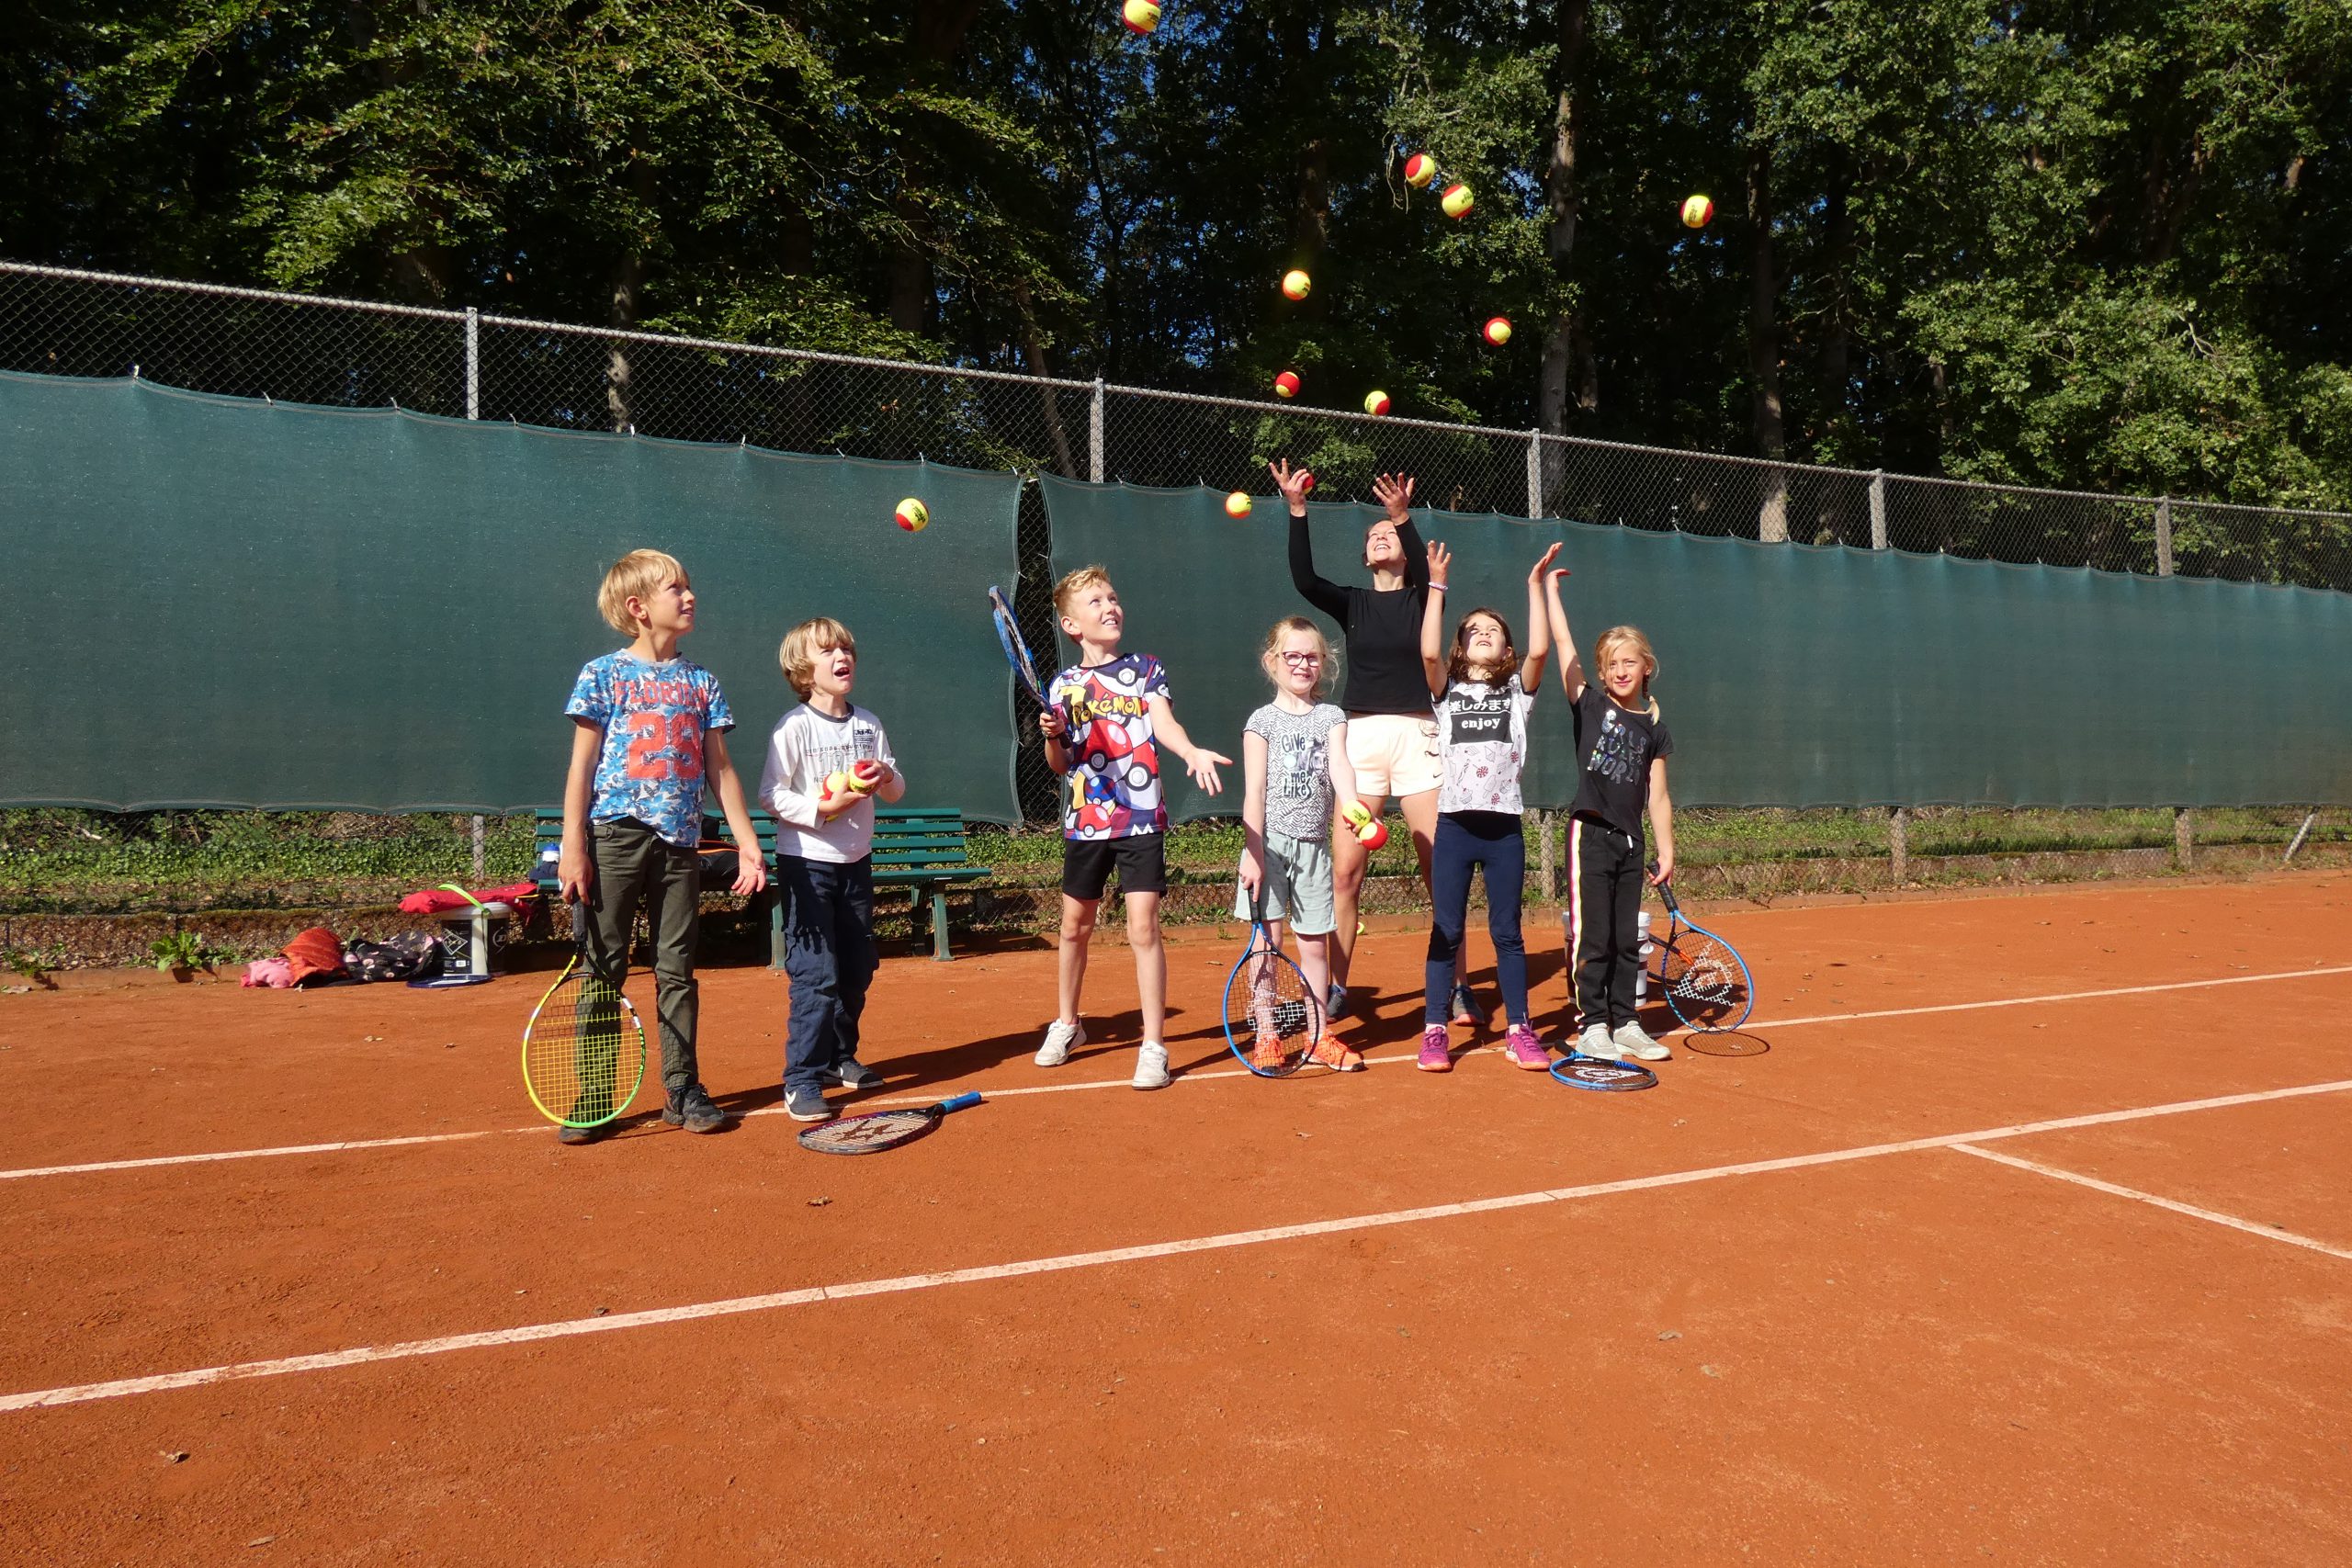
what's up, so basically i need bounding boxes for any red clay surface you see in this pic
[3,874,2348,1564]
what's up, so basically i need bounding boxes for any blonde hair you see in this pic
[1446,606,1520,687]
[778,616,857,698]
[1053,565,1114,621]
[596,549,686,635]
[1592,625,1662,718]
[1259,616,1338,700]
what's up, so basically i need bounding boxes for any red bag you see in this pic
[279,927,347,987]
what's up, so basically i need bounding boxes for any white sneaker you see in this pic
[1131,1042,1171,1090]
[1611,1020,1671,1062]
[1035,1020,1085,1067]
[1575,1023,1618,1059]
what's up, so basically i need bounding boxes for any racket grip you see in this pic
[939,1092,983,1113]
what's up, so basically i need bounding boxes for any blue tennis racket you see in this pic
[1223,888,1322,1077]
[1548,1053,1657,1091]
[1651,878,1754,1033]
[798,1092,983,1155]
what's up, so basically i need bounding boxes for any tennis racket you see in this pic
[1651,876,1755,1033]
[1223,886,1323,1077]
[799,1091,983,1155]
[989,584,1056,714]
[1548,1052,1657,1091]
[522,908,648,1129]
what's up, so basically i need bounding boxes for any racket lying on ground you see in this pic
[1548,1052,1658,1092]
[1223,886,1324,1077]
[522,907,648,1130]
[799,1092,983,1155]
[1650,874,1755,1033]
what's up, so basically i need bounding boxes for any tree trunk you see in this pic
[886,0,990,337]
[1290,135,1331,316]
[1537,0,1592,512]
[1816,150,1854,541]
[606,159,657,434]
[1747,141,1788,542]
[1012,283,1079,479]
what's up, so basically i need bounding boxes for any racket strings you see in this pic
[1226,942,1318,1077]
[526,971,637,1125]
[1661,933,1741,1006]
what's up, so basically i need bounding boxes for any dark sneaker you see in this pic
[662,1083,728,1134]
[557,1119,614,1146]
[821,1057,883,1090]
[784,1085,836,1122]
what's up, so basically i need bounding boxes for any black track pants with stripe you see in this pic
[1566,816,1644,1032]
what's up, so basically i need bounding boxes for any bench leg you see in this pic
[930,889,952,961]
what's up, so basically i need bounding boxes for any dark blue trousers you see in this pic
[778,853,876,1094]
[1425,810,1529,1026]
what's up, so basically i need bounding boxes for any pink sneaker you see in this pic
[1502,1024,1550,1070]
[1416,1025,1453,1073]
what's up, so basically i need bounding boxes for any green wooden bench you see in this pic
[530,807,991,964]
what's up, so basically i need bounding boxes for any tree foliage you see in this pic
[5,0,2347,503]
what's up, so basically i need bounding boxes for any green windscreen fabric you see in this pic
[0,371,1023,818]
[1041,475,2352,810]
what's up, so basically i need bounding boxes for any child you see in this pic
[1035,566,1230,1089]
[757,617,908,1123]
[1412,539,1564,1073]
[557,549,768,1145]
[1235,616,1364,1072]
[1547,590,1676,1062]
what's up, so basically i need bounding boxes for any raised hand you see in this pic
[1270,458,1316,512]
[1371,472,1416,523]
[1529,541,1565,583]
[1426,538,1452,588]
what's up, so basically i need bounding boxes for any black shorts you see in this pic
[1061,832,1169,901]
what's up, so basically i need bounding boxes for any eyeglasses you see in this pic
[1279,652,1324,668]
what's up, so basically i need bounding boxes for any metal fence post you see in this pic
[1537,809,1556,900]
[2282,810,2318,864]
[464,307,480,422]
[1870,469,1888,550]
[2174,807,2193,869]
[1089,377,1105,484]
[2154,496,2174,576]
[1526,430,1543,519]
[1889,807,1908,885]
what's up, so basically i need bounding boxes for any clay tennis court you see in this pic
[6,874,2349,1565]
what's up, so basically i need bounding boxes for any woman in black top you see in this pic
[1273,461,1460,1018]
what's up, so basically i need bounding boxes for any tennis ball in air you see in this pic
[1225,491,1253,519]
[1363,389,1391,416]
[1122,0,1160,34]
[1403,152,1437,188]
[1273,369,1301,399]
[894,497,929,532]
[1281,269,1312,301]
[1482,316,1512,346]
[1441,183,1475,219]
[1681,194,1713,229]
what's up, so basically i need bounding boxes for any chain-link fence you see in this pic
[7,258,2351,823]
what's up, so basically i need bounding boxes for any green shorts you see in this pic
[1235,831,1336,936]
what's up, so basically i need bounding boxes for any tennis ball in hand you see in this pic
[1482,316,1512,346]
[1225,491,1253,518]
[1280,269,1311,301]
[895,497,929,532]
[1356,816,1389,852]
[1363,389,1391,416]
[1441,183,1475,219]
[826,770,851,797]
[1122,0,1160,33]
[848,760,885,793]
[1403,152,1436,188]
[1681,194,1713,229]
[1273,369,1301,399]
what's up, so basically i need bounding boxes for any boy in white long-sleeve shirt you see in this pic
[756,617,906,1122]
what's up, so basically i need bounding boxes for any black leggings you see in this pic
[1566,816,1643,1031]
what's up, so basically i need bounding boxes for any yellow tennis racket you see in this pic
[522,926,647,1129]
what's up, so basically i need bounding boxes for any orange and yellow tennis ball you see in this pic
[1363,389,1391,416]
[1122,0,1160,35]
[1280,269,1311,301]
[894,497,928,532]
[1273,368,1301,399]
[1441,183,1475,219]
[1403,152,1437,188]
[1224,491,1253,519]
[1482,316,1512,346]
[1681,194,1713,229]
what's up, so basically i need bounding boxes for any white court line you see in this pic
[6,1076,2348,1413]
[7,963,2352,1179]
[1951,1144,2352,1263]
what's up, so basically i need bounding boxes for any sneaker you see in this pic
[1450,984,1480,1026]
[1416,1025,1453,1073]
[1501,1024,1550,1071]
[1326,983,1349,1020]
[783,1085,835,1122]
[1035,1019,1085,1067]
[1574,1022,1617,1059]
[1251,1030,1287,1071]
[1307,1031,1364,1072]
[662,1083,728,1134]
[1132,1042,1171,1090]
[821,1057,883,1090]
[556,1119,615,1146]
[1611,1020,1671,1062]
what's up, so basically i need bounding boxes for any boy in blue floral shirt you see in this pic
[556,549,767,1145]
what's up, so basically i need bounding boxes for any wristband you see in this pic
[1429,581,1449,592]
